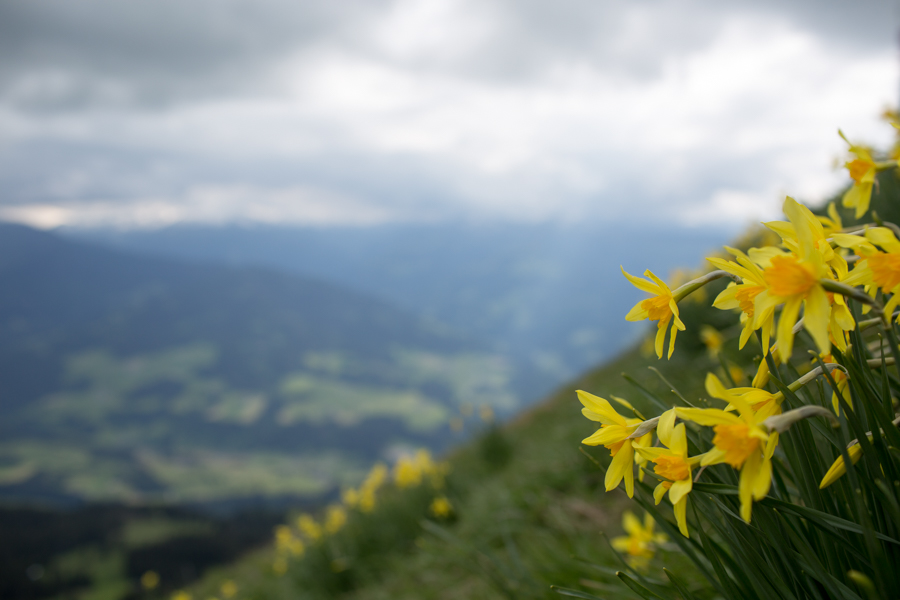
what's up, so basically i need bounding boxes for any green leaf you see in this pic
[616,572,668,600]
[551,586,607,600]
[762,496,900,545]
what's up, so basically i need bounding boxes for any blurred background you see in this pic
[0,0,898,597]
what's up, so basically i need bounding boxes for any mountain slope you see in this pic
[0,224,520,505]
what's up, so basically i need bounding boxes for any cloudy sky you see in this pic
[0,0,898,230]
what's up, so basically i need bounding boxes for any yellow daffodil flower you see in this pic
[840,130,877,219]
[578,390,653,498]
[429,496,452,518]
[756,197,834,361]
[220,580,238,599]
[677,374,778,523]
[140,571,160,591]
[297,514,322,541]
[841,227,900,320]
[707,247,775,352]
[634,412,701,538]
[342,487,359,508]
[324,505,347,534]
[611,511,668,571]
[699,325,724,358]
[817,353,852,414]
[705,372,783,420]
[816,202,844,236]
[622,267,685,359]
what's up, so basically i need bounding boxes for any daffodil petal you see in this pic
[668,477,692,506]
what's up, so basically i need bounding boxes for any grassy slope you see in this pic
[186,333,722,600]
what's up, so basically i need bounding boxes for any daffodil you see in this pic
[819,440,866,489]
[819,353,852,414]
[220,580,238,599]
[429,496,452,518]
[756,197,834,361]
[707,247,775,352]
[578,390,653,498]
[634,411,701,537]
[816,202,844,236]
[324,505,347,534]
[699,325,724,358]
[622,267,685,359]
[611,511,668,570]
[297,514,322,541]
[677,374,778,522]
[140,571,160,591]
[840,130,877,219]
[841,227,900,319]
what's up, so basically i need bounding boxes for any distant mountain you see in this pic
[0,224,520,506]
[70,222,728,383]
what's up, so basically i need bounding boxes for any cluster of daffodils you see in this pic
[270,450,451,575]
[583,128,900,564]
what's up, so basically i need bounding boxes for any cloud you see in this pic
[0,184,401,230]
[0,0,897,229]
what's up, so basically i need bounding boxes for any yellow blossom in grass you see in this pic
[699,325,724,358]
[172,592,192,600]
[220,580,237,598]
[342,487,359,508]
[819,440,866,489]
[622,267,685,359]
[756,197,834,362]
[274,524,295,550]
[677,374,779,523]
[394,453,426,488]
[430,496,452,518]
[707,247,774,352]
[728,364,746,386]
[140,570,160,590]
[635,413,702,538]
[356,462,387,512]
[324,505,347,534]
[578,390,653,498]
[297,514,322,541]
[840,130,877,219]
[611,511,667,571]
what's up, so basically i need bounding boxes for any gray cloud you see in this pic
[1,0,895,112]
[0,0,896,230]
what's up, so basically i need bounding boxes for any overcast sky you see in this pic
[0,0,898,230]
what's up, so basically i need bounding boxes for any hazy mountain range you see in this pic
[0,224,522,506]
[0,220,726,507]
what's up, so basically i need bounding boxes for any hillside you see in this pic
[0,224,521,506]
[172,175,900,600]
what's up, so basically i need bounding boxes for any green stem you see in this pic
[672,270,739,303]
[819,278,885,321]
